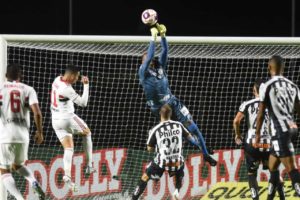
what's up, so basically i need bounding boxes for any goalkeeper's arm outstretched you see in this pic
[138,24,217,166]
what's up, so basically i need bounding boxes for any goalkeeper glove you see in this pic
[156,23,167,37]
[150,27,159,41]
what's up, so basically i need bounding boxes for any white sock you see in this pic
[83,134,93,167]
[63,148,74,177]
[1,173,24,200]
[16,166,37,185]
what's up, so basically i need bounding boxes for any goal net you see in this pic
[1,36,300,199]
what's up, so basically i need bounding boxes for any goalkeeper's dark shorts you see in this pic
[145,161,184,180]
[244,143,269,173]
[150,96,192,123]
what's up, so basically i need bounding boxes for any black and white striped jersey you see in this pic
[239,98,271,151]
[260,76,300,136]
[147,120,189,171]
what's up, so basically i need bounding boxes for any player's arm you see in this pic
[139,28,158,77]
[295,87,300,118]
[147,129,157,152]
[233,112,244,145]
[64,76,89,107]
[29,88,44,144]
[157,24,168,69]
[255,83,267,146]
[255,103,266,142]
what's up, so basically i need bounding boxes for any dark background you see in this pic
[0,0,299,36]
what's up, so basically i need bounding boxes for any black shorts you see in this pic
[271,131,295,158]
[244,144,269,173]
[145,161,184,180]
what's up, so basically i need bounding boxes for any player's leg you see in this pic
[277,133,300,196]
[0,143,24,200]
[244,145,260,200]
[71,115,95,175]
[12,143,45,199]
[280,156,300,196]
[267,154,282,200]
[132,161,164,200]
[172,165,184,200]
[168,98,217,166]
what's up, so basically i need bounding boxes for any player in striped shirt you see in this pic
[51,65,95,192]
[138,23,216,166]
[255,55,300,199]
[0,64,45,200]
[132,105,202,200]
[234,79,284,200]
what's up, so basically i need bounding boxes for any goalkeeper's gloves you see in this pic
[150,27,159,41]
[156,23,167,37]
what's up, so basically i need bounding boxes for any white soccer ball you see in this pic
[141,9,158,26]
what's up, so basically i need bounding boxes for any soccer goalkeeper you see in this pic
[138,24,217,166]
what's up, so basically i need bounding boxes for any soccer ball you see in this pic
[141,9,158,26]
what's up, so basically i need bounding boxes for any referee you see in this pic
[255,55,300,199]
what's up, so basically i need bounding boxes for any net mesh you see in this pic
[4,40,300,199]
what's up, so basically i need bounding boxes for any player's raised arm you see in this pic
[64,76,89,107]
[28,88,44,144]
[157,24,168,69]
[139,27,158,78]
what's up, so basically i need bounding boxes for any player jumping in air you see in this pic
[233,79,285,200]
[139,24,217,166]
[255,55,300,199]
[132,104,203,200]
[0,64,45,200]
[51,65,95,192]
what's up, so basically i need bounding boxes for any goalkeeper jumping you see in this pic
[138,24,217,166]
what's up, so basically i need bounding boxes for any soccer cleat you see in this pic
[204,155,217,166]
[63,175,78,193]
[32,181,46,200]
[85,166,96,176]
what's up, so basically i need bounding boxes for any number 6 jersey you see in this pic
[147,120,190,171]
[0,81,38,143]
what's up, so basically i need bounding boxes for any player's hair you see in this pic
[269,55,284,71]
[160,104,172,119]
[254,78,264,93]
[65,65,80,74]
[6,63,22,80]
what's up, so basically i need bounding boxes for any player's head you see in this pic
[6,63,22,81]
[268,55,284,75]
[160,104,172,120]
[253,78,263,96]
[141,52,158,68]
[64,65,80,84]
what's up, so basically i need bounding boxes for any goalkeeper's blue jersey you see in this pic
[138,38,173,110]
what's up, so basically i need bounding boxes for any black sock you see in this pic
[267,171,280,200]
[175,174,183,191]
[277,181,285,200]
[289,169,300,196]
[132,179,147,200]
[248,174,259,200]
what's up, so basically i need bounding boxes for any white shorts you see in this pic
[0,143,28,169]
[52,114,89,141]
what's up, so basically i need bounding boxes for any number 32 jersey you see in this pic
[147,120,189,171]
[0,81,38,143]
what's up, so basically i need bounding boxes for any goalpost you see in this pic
[0,35,300,200]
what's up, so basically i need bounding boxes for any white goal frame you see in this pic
[0,34,300,200]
